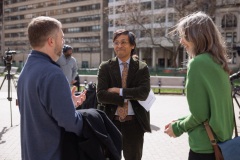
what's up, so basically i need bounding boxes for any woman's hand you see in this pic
[164,121,177,138]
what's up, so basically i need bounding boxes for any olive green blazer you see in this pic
[97,57,151,132]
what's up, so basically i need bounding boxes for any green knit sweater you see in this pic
[172,53,234,153]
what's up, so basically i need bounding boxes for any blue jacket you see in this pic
[17,50,83,160]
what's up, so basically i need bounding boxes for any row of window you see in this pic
[4,3,100,21]
[5,41,27,46]
[109,0,173,11]
[63,25,100,33]
[109,0,174,15]
[5,32,25,38]
[108,28,166,40]
[5,23,27,30]
[4,14,100,31]
[5,35,100,44]
[5,36,100,45]
[59,15,100,24]
[4,0,88,6]
[4,40,100,53]
[73,47,100,53]
[65,36,100,43]
[109,13,237,31]
[109,13,177,28]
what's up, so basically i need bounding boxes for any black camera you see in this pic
[3,49,17,63]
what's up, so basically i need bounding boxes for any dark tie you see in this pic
[117,62,128,120]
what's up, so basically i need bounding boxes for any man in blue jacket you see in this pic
[17,16,86,160]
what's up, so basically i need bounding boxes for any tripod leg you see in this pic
[0,74,14,127]
[0,75,7,90]
[233,95,240,118]
[11,75,17,90]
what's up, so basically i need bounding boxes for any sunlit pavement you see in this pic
[1,76,240,160]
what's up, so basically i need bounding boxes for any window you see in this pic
[115,19,124,27]
[168,0,175,7]
[109,19,113,27]
[168,13,177,23]
[92,25,100,31]
[82,61,88,68]
[154,29,165,37]
[140,29,151,38]
[224,32,237,44]
[222,13,237,28]
[158,58,165,67]
[109,31,113,40]
[154,0,166,9]
[154,15,165,23]
[108,7,113,15]
[116,5,125,14]
[141,2,151,10]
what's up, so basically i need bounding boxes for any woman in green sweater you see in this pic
[164,12,234,160]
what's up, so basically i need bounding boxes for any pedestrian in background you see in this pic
[57,44,78,86]
[164,12,234,160]
[97,29,151,160]
[17,16,86,160]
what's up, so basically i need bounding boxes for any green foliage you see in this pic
[152,88,184,95]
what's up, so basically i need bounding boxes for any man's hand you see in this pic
[107,87,120,94]
[71,80,77,85]
[71,86,87,107]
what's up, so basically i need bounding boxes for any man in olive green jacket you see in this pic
[97,29,151,160]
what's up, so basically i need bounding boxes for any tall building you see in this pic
[216,0,240,69]
[0,0,108,68]
[108,0,240,70]
[0,1,3,55]
[1,0,239,71]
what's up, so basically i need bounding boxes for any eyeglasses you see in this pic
[113,41,129,47]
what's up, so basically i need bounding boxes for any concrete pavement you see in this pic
[0,76,20,160]
[1,76,240,160]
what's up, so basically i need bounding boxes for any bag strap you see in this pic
[204,93,237,160]
[204,82,238,160]
[204,121,224,160]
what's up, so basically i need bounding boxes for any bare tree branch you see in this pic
[106,0,217,67]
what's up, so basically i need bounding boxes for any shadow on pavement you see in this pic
[0,127,8,144]
[0,125,19,144]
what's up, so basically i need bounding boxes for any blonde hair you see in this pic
[173,12,230,73]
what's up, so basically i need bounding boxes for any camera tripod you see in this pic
[0,62,17,127]
[231,82,240,119]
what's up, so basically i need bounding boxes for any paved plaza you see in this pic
[0,76,240,160]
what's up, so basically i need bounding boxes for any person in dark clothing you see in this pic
[62,109,122,160]
[57,44,78,85]
[97,29,151,160]
[73,75,80,92]
[17,16,86,160]
[76,82,98,109]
